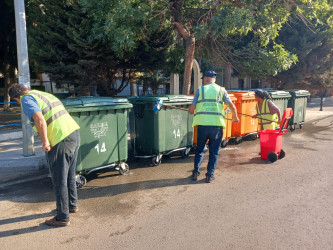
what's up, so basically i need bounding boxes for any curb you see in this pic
[0,154,47,173]
[0,130,23,142]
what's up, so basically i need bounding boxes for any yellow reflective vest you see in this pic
[256,99,278,130]
[21,90,80,147]
[193,83,226,128]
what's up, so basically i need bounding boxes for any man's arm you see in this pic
[32,112,51,152]
[189,104,196,115]
[268,101,281,122]
[226,102,240,123]
[189,89,199,115]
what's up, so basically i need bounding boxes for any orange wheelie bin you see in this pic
[230,91,258,143]
[221,93,237,147]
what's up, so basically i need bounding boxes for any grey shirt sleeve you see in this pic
[223,90,232,105]
[267,100,281,115]
[192,89,200,106]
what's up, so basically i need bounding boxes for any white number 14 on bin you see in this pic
[95,142,106,154]
[173,129,181,139]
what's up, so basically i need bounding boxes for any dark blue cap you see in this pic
[203,70,217,78]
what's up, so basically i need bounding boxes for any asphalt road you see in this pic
[1,114,332,250]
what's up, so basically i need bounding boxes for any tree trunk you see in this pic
[320,96,324,111]
[172,1,196,95]
[130,81,137,96]
[3,63,12,111]
[223,63,232,89]
[182,35,195,95]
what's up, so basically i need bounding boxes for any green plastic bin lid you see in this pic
[62,96,130,107]
[268,90,291,98]
[286,89,310,97]
[128,95,193,104]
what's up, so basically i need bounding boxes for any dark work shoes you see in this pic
[205,176,215,183]
[69,208,78,213]
[45,217,70,227]
[192,172,200,181]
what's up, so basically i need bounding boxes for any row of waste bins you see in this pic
[61,89,310,187]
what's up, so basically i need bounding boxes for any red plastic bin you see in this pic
[258,108,293,162]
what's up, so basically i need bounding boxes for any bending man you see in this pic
[9,84,80,227]
[255,89,281,130]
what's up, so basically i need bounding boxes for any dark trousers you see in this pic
[193,125,223,177]
[47,130,80,222]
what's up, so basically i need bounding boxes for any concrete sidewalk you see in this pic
[1,97,332,185]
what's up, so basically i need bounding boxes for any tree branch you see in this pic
[172,22,191,40]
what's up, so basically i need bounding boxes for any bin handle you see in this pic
[153,103,233,121]
[238,112,276,123]
[153,101,189,112]
[279,117,291,133]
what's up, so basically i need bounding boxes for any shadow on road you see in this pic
[0,174,205,204]
[0,212,54,238]
[79,177,206,200]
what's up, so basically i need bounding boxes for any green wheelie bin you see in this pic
[128,95,194,165]
[267,90,291,119]
[286,90,310,131]
[62,97,133,187]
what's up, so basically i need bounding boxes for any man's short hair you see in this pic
[9,83,29,99]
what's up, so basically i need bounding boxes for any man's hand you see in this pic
[227,102,240,123]
[32,112,51,152]
[232,116,240,123]
[188,104,196,115]
[42,143,52,152]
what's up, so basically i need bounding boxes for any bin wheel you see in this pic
[235,137,243,144]
[221,139,228,148]
[289,124,296,132]
[152,154,162,166]
[182,148,191,158]
[249,134,258,140]
[267,152,278,163]
[118,163,129,175]
[76,175,87,188]
[279,149,286,159]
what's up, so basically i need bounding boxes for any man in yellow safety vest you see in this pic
[255,89,281,130]
[189,71,239,183]
[9,83,80,227]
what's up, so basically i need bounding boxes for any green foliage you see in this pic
[165,44,186,74]
[27,0,173,96]
[269,16,333,90]
[235,43,298,78]
[28,0,333,95]
[196,0,332,80]
[81,0,172,57]
[0,0,17,78]
[82,0,332,83]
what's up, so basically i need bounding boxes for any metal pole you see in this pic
[14,0,35,156]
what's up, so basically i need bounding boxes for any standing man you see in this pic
[189,70,239,183]
[9,83,80,226]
